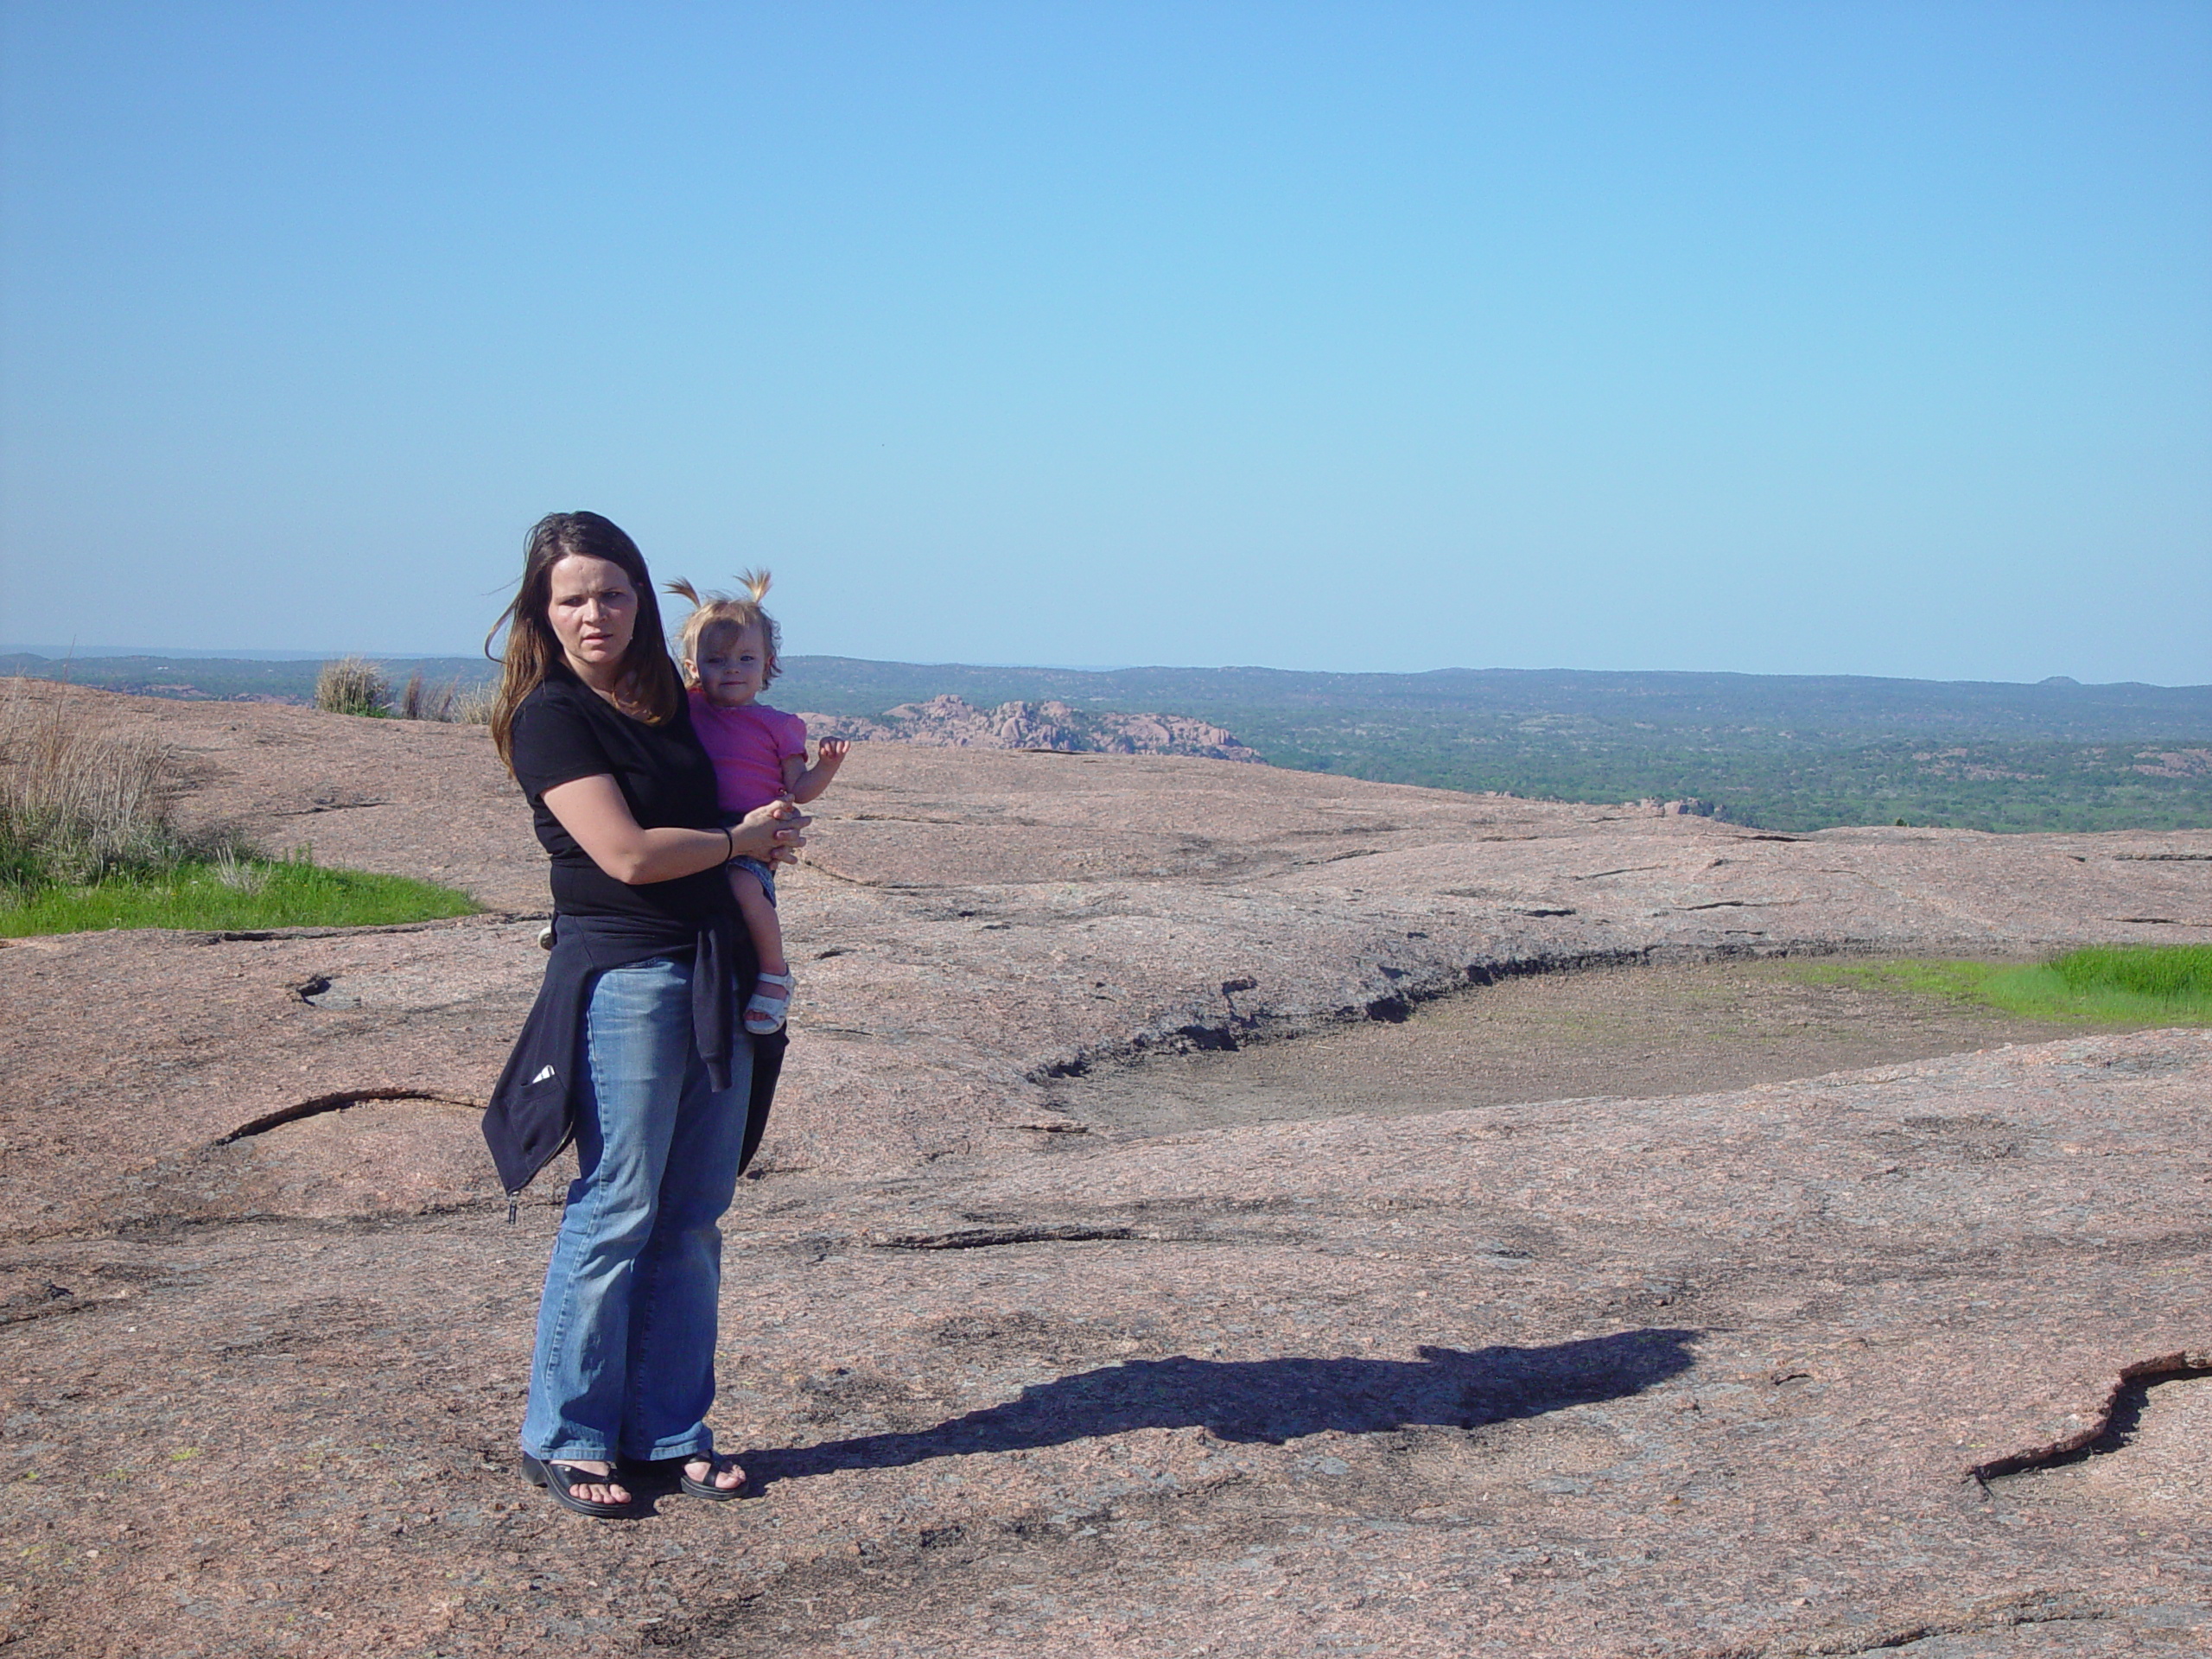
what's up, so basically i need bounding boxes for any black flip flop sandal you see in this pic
[677,1454,747,1501]
[621,1452,747,1501]
[523,1454,639,1520]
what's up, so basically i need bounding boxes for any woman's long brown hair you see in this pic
[486,512,683,771]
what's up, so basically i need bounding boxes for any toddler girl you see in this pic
[667,573,847,1034]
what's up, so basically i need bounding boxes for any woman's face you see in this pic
[544,555,639,677]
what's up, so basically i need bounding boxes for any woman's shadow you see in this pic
[740,1328,1699,1490]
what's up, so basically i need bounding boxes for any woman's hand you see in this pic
[730,797,809,866]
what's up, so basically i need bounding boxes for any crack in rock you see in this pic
[1747,1592,2115,1656]
[867,1224,1183,1250]
[214,1089,483,1144]
[1969,1351,2212,1482]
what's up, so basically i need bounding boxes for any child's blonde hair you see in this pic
[665,570,780,686]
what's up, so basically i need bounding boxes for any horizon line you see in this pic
[3,644,2202,693]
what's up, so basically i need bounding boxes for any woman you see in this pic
[480,511,805,1519]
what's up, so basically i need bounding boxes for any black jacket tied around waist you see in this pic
[482,909,786,1200]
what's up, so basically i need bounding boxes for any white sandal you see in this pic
[745,970,795,1036]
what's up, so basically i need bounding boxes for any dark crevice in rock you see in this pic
[1025,941,1862,1088]
[1460,947,1682,987]
[868,1224,1144,1250]
[265,798,390,815]
[1175,1023,1240,1051]
[103,1200,523,1244]
[185,912,537,944]
[0,1259,165,1324]
[868,1208,1311,1249]
[214,1089,483,1144]
[0,1288,101,1328]
[1783,1599,2114,1656]
[1971,1353,2212,1483]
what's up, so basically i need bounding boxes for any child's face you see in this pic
[689,621,767,708]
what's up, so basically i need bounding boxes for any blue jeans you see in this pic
[520,956,753,1464]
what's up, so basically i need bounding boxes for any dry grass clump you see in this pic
[0,678,482,934]
[210,844,271,894]
[397,671,454,721]
[0,682,232,893]
[448,682,497,725]
[391,670,495,723]
[315,657,390,717]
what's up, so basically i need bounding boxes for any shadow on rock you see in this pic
[743,1329,1698,1488]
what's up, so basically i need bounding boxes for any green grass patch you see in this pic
[0,855,479,938]
[1797,945,2212,1027]
[2049,944,2212,1001]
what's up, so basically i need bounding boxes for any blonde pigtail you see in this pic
[664,569,783,686]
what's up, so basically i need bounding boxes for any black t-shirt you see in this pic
[509,675,734,936]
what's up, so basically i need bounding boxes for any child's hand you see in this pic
[816,738,850,769]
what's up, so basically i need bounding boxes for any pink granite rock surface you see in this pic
[2,683,2207,1656]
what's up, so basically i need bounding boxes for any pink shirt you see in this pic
[688,693,808,815]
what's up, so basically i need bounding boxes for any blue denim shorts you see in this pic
[730,855,777,906]
[719,813,778,907]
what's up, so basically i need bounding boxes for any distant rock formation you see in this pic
[799,695,1262,762]
[1637,797,1731,819]
[2133,747,2212,779]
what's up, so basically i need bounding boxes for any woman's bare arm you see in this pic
[541,774,806,886]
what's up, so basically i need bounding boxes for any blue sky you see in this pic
[3,2,2207,682]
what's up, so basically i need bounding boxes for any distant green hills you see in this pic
[772,659,2212,834]
[9,650,2207,835]
[1,652,386,703]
